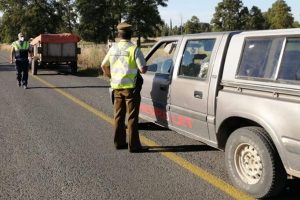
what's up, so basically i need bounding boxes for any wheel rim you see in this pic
[234,143,263,185]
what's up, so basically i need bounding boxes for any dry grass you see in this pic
[0,44,11,52]
[78,43,108,69]
[77,39,156,76]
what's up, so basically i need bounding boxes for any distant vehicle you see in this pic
[136,28,300,198]
[30,33,81,75]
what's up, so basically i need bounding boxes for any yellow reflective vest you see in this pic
[109,41,138,89]
[11,40,30,61]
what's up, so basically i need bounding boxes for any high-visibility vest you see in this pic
[109,41,138,89]
[11,40,30,60]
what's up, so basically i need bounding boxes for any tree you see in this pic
[76,0,112,43]
[211,0,246,31]
[293,21,300,28]
[265,0,294,29]
[184,16,210,34]
[245,6,266,30]
[56,0,78,33]
[123,0,168,46]
[0,0,65,43]
[76,0,167,43]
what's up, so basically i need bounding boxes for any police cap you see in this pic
[117,22,132,32]
[18,32,24,37]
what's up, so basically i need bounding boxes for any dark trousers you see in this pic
[15,60,29,86]
[113,88,141,149]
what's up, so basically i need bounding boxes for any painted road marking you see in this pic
[32,75,254,200]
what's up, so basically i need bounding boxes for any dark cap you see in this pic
[18,32,24,37]
[117,22,132,32]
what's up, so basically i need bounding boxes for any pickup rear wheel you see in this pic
[225,126,286,198]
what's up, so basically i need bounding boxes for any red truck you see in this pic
[30,33,81,75]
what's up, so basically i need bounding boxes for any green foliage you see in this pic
[245,6,266,30]
[184,16,210,34]
[293,21,300,28]
[265,0,294,29]
[123,0,167,38]
[211,0,245,31]
[0,0,77,43]
[76,0,167,43]
[76,0,112,43]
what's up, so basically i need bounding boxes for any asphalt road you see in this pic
[1,51,300,200]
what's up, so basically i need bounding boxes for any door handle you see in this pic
[194,91,203,99]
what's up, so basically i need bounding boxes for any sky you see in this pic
[159,0,300,26]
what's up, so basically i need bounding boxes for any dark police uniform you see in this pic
[11,33,31,89]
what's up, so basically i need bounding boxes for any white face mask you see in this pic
[19,37,24,41]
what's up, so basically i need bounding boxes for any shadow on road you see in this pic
[138,122,216,153]
[36,66,100,77]
[0,64,15,71]
[138,122,170,131]
[146,145,217,153]
[268,178,300,200]
[28,85,110,89]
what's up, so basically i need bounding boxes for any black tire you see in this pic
[39,61,45,69]
[225,126,286,198]
[70,61,77,74]
[31,59,38,75]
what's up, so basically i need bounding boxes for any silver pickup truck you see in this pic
[139,28,300,198]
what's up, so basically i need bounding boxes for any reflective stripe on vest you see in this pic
[12,41,30,50]
[109,41,137,89]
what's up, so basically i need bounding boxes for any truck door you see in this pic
[140,39,179,126]
[169,37,217,140]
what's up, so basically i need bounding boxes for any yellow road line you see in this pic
[32,75,254,200]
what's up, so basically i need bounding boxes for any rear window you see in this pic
[237,37,283,79]
[237,37,300,84]
[278,38,300,81]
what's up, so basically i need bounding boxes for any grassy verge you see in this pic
[0,44,11,52]
[77,39,155,77]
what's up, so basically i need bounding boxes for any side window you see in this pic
[146,41,177,74]
[237,38,283,79]
[278,38,300,81]
[178,39,215,79]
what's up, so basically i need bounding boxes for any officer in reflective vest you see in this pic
[101,22,148,153]
[11,32,31,89]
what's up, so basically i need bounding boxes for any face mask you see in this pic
[20,37,24,41]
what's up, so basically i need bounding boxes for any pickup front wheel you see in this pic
[225,126,286,198]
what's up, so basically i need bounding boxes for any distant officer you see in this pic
[11,32,31,89]
[101,22,148,153]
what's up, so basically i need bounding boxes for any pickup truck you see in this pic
[139,28,300,198]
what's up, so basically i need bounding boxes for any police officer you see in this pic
[101,22,148,153]
[11,32,31,89]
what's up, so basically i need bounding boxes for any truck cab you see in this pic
[140,28,300,198]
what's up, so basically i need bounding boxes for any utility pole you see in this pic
[180,14,183,35]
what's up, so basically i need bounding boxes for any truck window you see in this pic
[146,41,177,74]
[278,38,300,81]
[178,39,215,79]
[237,38,284,79]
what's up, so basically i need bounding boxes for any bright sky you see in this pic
[159,0,300,26]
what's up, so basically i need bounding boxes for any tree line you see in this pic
[163,0,300,36]
[0,0,299,43]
